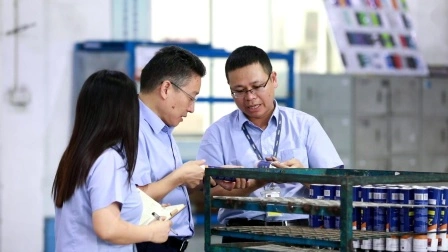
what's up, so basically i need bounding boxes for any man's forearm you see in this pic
[212,180,266,197]
[138,173,181,202]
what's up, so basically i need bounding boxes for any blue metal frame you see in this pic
[74,41,295,108]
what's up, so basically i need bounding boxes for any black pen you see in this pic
[152,212,178,235]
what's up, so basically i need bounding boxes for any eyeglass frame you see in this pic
[230,72,272,99]
[169,81,197,103]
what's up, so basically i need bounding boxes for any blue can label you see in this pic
[400,187,414,232]
[309,215,323,228]
[309,184,324,228]
[361,186,373,231]
[310,184,324,199]
[428,187,442,251]
[413,187,428,234]
[428,187,442,231]
[324,185,336,229]
[373,187,386,232]
[440,187,448,232]
[439,187,448,251]
[387,187,400,232]
[335,185,341,229]
[353,185,362,231]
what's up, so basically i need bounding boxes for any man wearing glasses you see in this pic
[197,45,344,244]
[133,46,207,252]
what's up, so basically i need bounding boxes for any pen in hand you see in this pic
[152,212,178,236]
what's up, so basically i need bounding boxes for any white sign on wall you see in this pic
[134,45,161,82]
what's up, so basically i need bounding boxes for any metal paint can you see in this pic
[385,186,400,251]
[335,185,341,229]
[324,184,337,229]
[309,184,324,228]
[352,185,362,250]
[372,186,386,251]
[427,187,442,251]
[412,186,428,252]
[399,186,414,252]
[360,185,373,250]
[439,186,448,251]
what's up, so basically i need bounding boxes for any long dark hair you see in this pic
[52,70,139,208]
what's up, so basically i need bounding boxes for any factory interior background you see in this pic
[1,0,448,251]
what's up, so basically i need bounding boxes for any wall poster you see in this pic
[324,0,428,76]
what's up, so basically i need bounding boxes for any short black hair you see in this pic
[225,45,272,82]
[140,46,206,93]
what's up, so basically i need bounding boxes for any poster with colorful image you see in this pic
[324,0,428,76]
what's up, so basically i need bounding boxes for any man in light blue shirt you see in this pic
[133,46,207,252]
[197,45,343,243]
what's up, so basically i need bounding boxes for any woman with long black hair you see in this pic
[52,70,171,251]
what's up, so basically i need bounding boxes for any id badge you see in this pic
[262,184,282,217]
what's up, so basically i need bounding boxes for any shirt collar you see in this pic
[237,100,280,129]
[139,99,174,134]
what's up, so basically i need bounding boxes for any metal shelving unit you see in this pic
[203,168,448,251]
[73,41,296,108]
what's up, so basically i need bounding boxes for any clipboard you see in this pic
[137,188,186,225]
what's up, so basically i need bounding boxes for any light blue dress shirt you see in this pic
[132,99,194,238]
[197,101,343,224]
[55,148,142,252]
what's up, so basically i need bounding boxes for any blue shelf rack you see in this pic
[74,41,295,107]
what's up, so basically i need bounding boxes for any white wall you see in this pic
[211,0,272,51]
[407,0,448,65]
[151,0,210,44]
[42,0,112,218]
[1,0,46,250]
[0,0,111,251]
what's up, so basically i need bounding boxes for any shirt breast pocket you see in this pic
[279,148,308,168]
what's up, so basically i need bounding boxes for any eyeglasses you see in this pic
[230,73,271,99]
[170,81,196,103]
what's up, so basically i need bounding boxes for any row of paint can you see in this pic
[309,184,448,251]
